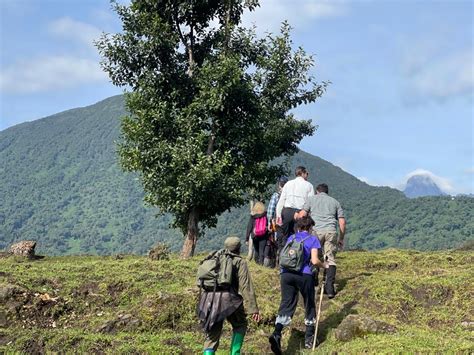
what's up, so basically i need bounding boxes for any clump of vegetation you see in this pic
[148,243,170,261]
[1,249,473,353]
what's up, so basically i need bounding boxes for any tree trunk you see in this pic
[181,208,199,258]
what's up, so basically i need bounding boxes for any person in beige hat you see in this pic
[245,201,269,265]
[198,236,261,354]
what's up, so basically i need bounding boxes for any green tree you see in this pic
[96,0,327,257]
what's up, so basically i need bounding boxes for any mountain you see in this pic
[0,96,472,254]
[404,174,446,198]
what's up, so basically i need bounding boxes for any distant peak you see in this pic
[404,174,446,198]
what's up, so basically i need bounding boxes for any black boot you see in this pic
[325,265,337,299]
[304,325,315,349]
[269,323,283,355]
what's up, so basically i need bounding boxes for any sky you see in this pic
[1,0,473,194]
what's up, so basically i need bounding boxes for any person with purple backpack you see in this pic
[269,215,329,353]
[245,201,268,265]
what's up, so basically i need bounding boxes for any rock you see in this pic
[148,243,170,260]
[461,321,474,330]
[9,241,36,258]
[0,310,7,327]
[0,283,25,301]
[335,315,396,342]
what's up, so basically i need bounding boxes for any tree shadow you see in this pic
[316,300,358,346]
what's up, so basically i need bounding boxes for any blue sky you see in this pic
[1,0,473,194]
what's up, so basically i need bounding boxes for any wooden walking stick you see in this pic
[312,258,328,351]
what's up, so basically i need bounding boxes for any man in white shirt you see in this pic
[276,166,314,245]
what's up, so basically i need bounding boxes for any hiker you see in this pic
[267,176,289,265]
[245,201,268,265]
[269,216,328,353]
[275,166,314,245]
[297,183,346,299]
[197,236,261,354]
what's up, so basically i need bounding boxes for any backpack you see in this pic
[279,234,311,272]
[197,249,236,291]
[253,216,267,237]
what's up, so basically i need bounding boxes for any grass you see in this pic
[1,249,473,354]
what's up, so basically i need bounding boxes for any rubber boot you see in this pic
[325,265,337,299]
[269,323,283,355]
[230,332,244,355]
[203,348,215,355]
[304,325,315,349]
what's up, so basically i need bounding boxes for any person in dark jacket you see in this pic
[245,201,268,265]
[269,216,328,353]
[199,236,261,354]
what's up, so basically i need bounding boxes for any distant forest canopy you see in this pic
[0,96,472,255]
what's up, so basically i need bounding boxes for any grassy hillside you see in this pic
[0,95,472,255]
[1,249,473,353]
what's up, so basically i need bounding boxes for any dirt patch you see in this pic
[21,337,45,355]
[107,281,125,297]
[97,314,141,334]
[72,282,100,298]
[409,285,454,307]
[365,261,401,271]
[396,301,412,322]
[163,337,183,347]
[31,277,62,290]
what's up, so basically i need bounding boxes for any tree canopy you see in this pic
[96,0,327,257]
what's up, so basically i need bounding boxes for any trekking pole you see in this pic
[312,257,328,351]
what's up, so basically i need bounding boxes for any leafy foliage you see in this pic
[0,96,472,255]
[96,0,326,255]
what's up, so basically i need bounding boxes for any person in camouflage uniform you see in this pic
[198,236,261,354]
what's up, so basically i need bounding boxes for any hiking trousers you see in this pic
[275,272,316,326]
[315,230,338,266]
[281,207,299,240]
[203,304,248,351]
[252,235,267,265]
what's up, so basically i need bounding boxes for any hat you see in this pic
[224,236,241,252]
[251,201,265,215]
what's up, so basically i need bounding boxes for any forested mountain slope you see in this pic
[0,96,472,255]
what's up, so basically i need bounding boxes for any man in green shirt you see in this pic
[298,183,346,298]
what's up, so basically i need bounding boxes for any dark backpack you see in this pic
[279,235,311,272]
[197,249,236,291]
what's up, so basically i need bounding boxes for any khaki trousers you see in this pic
[315,230,338,266]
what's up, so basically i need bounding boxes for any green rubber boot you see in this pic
[203,348,215,355]
[230,332,245,355]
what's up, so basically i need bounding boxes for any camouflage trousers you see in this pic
[203,304,247,351]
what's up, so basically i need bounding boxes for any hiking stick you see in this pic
[312,258,327,351]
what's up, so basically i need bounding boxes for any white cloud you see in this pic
[404,168,455,193]
[357,176,370,184]
[0,56,107,94]
[401,35,473,104]
[48,17,103,49]
[409,50,473,101]
[242,0,347,34]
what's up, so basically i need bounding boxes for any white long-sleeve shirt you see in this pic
[276,176,314,218]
